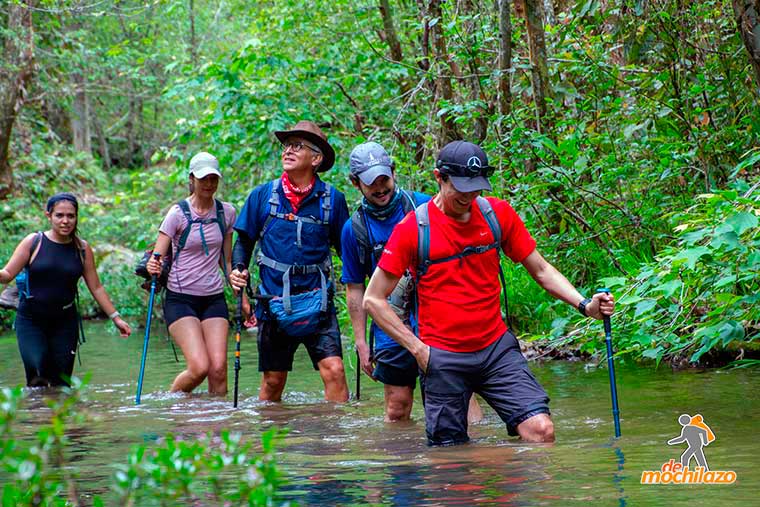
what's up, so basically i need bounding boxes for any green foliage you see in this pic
[113,428,288,506]
[597,177,759,364]
[1,375,91,507]
[4,0,760,367]
[0,378,287,506]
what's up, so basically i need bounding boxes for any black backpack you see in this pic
[350,189,417,269]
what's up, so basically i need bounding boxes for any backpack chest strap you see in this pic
[263,179,332,248]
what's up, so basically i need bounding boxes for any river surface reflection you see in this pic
[1,321,757,505]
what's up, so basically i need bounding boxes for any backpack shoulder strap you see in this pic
[415,202,431,279]
[214,199,226,236]
[476,196,501,245]
[259,179,281,240]
[475,196,513,329]
[20,232,45,298]
[350,208,371,268]
[400,189,416,215]
[29,231,43,261]
[321,182,332,224]
[175,200,195,260]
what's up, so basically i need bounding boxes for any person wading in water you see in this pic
[0,192,131,387]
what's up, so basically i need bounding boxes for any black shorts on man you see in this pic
[163,289,229,326]
[257,312,342,371]
[373,346,418,388]
[419,330,550,446]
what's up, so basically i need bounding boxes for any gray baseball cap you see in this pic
[189,152,222,179]
[349,142,394,185]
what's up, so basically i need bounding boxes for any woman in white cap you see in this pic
[146,152,236,395]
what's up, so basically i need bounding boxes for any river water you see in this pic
[1,321,757,506]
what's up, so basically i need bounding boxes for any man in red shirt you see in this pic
[363,140,615,445]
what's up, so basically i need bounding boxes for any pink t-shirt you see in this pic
[159,199,236,296]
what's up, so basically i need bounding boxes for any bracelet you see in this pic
[577,298,592,317]
[108,311,121,320]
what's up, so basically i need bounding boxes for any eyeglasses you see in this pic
[282,141,321,155]
[437,162,495,179]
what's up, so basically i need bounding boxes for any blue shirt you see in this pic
[341,190,430,351]
[234,177,349,301]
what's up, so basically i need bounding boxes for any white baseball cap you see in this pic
[189,152,222,179]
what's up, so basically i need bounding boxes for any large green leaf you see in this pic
[725,212,759,236]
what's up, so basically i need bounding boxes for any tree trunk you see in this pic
[71,71,92,153]
[733,1,760,94]
[458,0,488,142]
[427,0,459,144]
[378,0,404,62]
[0,0,34,198]
[522,0,551,133]
[188,0,198,65]
[91,104,110,169]
[497,0,513,117]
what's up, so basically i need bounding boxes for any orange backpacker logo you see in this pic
[640,414,736,485]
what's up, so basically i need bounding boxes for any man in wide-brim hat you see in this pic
[230,120,350,403]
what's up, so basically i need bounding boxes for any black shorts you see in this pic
[373,346,418,388]
[257,312,342,372]
[163,290,229,326]
[420,330,550,446]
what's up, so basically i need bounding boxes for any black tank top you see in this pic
[25,234,84,308]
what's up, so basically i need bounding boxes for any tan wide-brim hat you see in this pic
[274,120,336,172]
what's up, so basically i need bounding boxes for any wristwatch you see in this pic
[577,298,592,317]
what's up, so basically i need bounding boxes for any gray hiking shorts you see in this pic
[419,330,550,446]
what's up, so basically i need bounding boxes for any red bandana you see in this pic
[281,172,316,213]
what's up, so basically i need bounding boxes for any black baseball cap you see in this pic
[436,141,493,192]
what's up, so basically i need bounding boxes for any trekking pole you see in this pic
[135,253,160,405]
[597,288,621,438]
[233,264,245,408]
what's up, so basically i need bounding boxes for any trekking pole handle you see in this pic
[596,287,613,337]
[234,264,245,321]
[151,252,161,282]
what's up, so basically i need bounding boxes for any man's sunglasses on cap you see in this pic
[436,160,495,178]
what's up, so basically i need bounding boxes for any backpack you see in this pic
[135,199,227,289]
[16,232,88,352]
[413,196,511,330]
[350,189,417,269]
[255,179,334,336]
[350,190,418,350]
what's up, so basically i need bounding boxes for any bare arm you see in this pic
[521,250,614,320]
[223,229,233,282]
[81,241,131,337]
[347,282,374,379]
[0,234,37,284]
[363,267,429,370]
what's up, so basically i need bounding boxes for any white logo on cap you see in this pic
[368,152,377,163]
[467,156,482,168]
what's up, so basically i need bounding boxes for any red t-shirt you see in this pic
[377,196,536,352]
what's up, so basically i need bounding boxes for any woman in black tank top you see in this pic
[0,193,132,387]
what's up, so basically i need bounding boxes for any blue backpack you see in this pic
[255,179,334,336]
